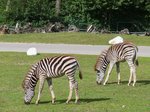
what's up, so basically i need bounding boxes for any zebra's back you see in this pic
[107,42,138,62]
[38,55,79,78]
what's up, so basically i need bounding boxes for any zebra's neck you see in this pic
[95,50,109,72]
[100,56,110,73]
[28,73,38,90]
[24,63,39,91]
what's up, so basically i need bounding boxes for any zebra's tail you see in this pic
[135,59,139,66]
[79,69,83,80]
[135,46,139,66]
[77,62,83,80]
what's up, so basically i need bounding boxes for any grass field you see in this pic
[0,32,150,46]
[0,52,150,112]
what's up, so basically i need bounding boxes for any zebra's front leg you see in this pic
[66,81,73,104]
[36,75,45,105]
[47,78,55,104]
[103,62,115,85]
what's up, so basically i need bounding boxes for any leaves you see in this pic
[0,0,149,30]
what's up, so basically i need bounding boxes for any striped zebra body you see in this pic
[39,56,79,79]
[95,42,138,86]
[22,55,82,104]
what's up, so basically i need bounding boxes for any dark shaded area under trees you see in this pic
[0,0,150,32]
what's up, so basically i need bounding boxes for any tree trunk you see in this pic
[21,0,27,11]
[55,0,61,17]
[5,0,10,11]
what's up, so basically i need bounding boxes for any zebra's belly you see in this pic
[47,73,65,78]
[117,58,125,62]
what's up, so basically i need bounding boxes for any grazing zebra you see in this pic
[95,42,139,86]
[22,55,82,104]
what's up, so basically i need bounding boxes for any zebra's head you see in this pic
[24,87,35,104]
[22,63,38,104]
[95,50,108,84]
[96,70,105,84]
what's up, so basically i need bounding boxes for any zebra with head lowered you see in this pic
[95,42,139,86]
[22,55,83,104]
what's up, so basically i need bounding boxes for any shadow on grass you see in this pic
[107,80,150,85]
[79,97,110,103]
[30,97,110,105]
[137,80,150,85]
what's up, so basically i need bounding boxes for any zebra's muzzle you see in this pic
[96,81,102,85]
[24,101,30,105]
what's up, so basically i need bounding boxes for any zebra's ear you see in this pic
[94,64,98,71]
[94,68,98,71]
[25,86,29,89]
[23,85,29,90]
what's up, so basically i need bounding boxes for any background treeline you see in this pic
[0,0,150,31]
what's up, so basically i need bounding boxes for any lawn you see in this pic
[0,52,149,112]
[0,32,150,46]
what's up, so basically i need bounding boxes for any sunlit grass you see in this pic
[0,32,150,46]
[0,52,149,112]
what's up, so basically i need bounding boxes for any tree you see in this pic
[55,0,61,17]
[0,0,149,31]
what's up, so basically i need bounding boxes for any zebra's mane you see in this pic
[22,62,39,90]
[94,49,108,71]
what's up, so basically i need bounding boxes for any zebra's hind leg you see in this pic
[127,60,136,86]
[47,78,55,104]
[74,81,79,104]
[66,81,73,104]
[36,75,45,105]
[128,69,132,86]
[132,66,136,86]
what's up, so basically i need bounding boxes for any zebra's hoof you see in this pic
[35,100,39,105]
[52,99,55,104]
[66,101,69,104]
[75,101,80,104]
[117,82,120,85]
[52,101,55,104]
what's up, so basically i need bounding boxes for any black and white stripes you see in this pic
[22,55,82,104]
[23,63,39,90]
[95,42,138,86]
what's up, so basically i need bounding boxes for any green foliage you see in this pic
[24,0,56,26]
[0,0,150,30]
[0,0,7,23]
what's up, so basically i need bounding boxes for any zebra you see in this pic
[94,42,139,86]
[22,55,83,104]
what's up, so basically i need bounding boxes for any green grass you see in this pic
[0,52,149,112]
[0,32,150,46]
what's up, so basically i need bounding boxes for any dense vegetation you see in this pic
[0,0,150,31]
